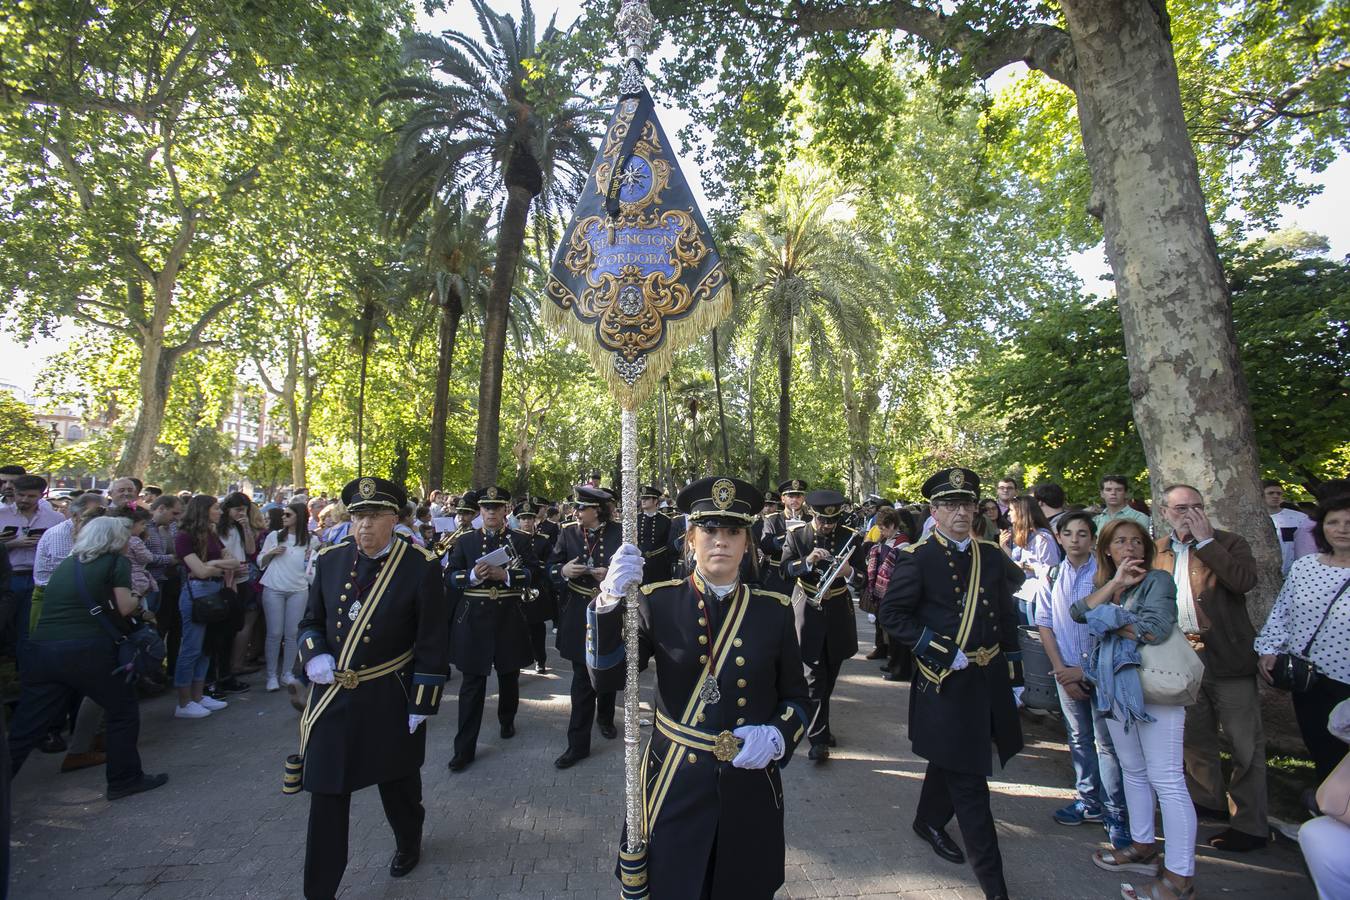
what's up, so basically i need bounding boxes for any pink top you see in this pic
[124,535,155,597]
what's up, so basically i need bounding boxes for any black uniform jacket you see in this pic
[587,574,810,899]
[296,537,448,794]
[757,513,804,595]
[445,526,537,676]
[879,532,1025,776]
[549,520,624,662]
[519,528,557,624]
[636,511,674,584]
[781,522,864,666]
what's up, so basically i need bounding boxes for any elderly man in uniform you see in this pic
[880,468,1024,900]
[291,476,448,900]
[444,486,537,771]
[781,488,865,762]
[550,485,623,768]
[636,485,674,584]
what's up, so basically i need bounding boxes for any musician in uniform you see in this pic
[637,485,673,584]
[780,488,865,762]
[291,476,448,900]
[879,467,1024,900]
[535,496,561,543]
[514,498,556,674]
[550,485,624,768]
[585,476,811,899]
[444,486,537,771]
[758,479,807,595]
[750,488,782,567]
[434,492,478,560]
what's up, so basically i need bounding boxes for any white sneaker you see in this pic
[199,696,228,711]
[175,702,211,719]
[266,676,280,692]
[280,672,299,687]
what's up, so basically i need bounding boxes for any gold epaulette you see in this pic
[786,519,806,531]
[316,541,348,557]
[412,544,440,562]
[902,534,932,553]
[751,587,793,607]
[640,578,683,596]
[563,520,580,530]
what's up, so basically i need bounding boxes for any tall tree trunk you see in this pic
[711,328,731,470]
[747,363,757,486]
[117,340,173,478]
[473,178,535,486]
[776,343,792,482]
[1062,0,1281,617]
[427,285,463,491]
[356,306,374,477]
[659,378,674,496]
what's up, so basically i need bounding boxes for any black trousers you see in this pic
[528,622,548,665]
[567,661,615,754]
[1293,676,1350,782]
[805,650,845,745]
[916,761,1007,899]
[454,669,520,759]
[303,773,423,900]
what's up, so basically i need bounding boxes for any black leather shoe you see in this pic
[864,648,887,660]
[808,744,829,763]
[826,734,837,748]
[554,749,589,769]
[912,820,965,864]
[500,722,516,739]
[599,722,617,740]
[447,754,473,772]
[389,848,420,878]
[107,773,169,801]
[883,671,905,681]
[535,662,548,674]
[1209,827,1267,852]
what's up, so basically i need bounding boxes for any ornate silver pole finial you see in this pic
[616,0,654,95]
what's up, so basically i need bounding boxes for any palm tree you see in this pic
[381,0,604,485]
[732,171,877,482]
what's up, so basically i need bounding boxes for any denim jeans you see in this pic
[1056,680,1126,817]
[8,638,144,789]
[8,573,34,645]
[174,579,218,687]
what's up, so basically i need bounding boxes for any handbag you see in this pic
[74,558,166,683]
[1137,625,1205,706]
[1271,576,1350,694]
[184,570,232,625]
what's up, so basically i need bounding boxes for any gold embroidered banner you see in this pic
[544,86,731,408]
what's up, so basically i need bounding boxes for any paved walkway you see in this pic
[11,612,1314,899]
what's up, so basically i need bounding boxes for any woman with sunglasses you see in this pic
[258,501,312,691]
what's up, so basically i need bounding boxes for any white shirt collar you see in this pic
[359,537,396,560]
[936,528,972,552]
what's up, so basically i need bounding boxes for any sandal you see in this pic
[1121,874,1196,900]
[1093,844,1162,876]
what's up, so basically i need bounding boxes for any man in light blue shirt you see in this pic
[1033,511,1129,847]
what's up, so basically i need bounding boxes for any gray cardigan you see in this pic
[1070,569,1178,645]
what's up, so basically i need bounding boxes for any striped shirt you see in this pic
[33,518,77,587]
[1032,555,1099,668]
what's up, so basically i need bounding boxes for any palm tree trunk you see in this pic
[776,343,791,482]
[473,181,534,486]
[711,329,731,470]
[427,285,463,491]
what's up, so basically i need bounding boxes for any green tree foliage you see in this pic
[245,443,291,495]
[146,426,234,495]
[0,393,56,471]
[963,238,1350,501]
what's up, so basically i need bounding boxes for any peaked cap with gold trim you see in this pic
[677,476,758,527]
[475,485,511,506]
[922,467,980,502]
[777,478,808,496]
[341,476,406,514]
[805,489,847,520]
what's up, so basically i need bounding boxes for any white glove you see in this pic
[599,543,644,600]
[305,653,336,684]
[1330,699,1350,744]
[408,714,428,734]
[951,649,970,671]
[731,724,785,769]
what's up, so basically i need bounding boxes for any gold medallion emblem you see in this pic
[712,478,735,510]
[712,730,743,762]
[486,487,499,500]
[358,478,376,499]
[334,669,359,690]
[949,469,965,490]
[792,479,802,491]
[824,505,838,516]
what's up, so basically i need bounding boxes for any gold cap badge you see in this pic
[949,469,964,489]
[712,478,735,510]
[358,478,376,499]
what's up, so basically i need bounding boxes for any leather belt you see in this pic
[1184,633,1205,650]
[568,582,599,597]
[463,587,522,600]
[642,546,668,558]
[332,649,413,690]
[655,710,742,762]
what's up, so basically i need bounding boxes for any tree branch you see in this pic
[170,264,294,354]
[40,134,93,210]
[1220,55,1349,150]
[788,1,1077,91]
[0,83,150,121]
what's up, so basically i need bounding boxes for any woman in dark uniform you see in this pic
[586,476,811,899]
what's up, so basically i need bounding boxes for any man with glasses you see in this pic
[1155,483,1268,853]
[880,468,1025,900]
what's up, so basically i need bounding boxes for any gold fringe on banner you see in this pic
[541,281,732,410]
